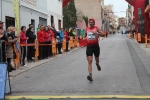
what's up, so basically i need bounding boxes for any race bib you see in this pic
[87,32,96,40]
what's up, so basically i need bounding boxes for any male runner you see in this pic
[84,18,105,82]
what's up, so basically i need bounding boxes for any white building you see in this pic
[20,0,48,33]
[0,0,63,33]
[47,0,63,30]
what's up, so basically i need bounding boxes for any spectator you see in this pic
[69,29,75,37]
[20,26,28,66]
[36,24,41,33]
[48,26,55,56]
[44,26,50,59]
[26,24,33,61]
[105,30,108,38]
[27,27,36,62]
[38,26,45,60]
[26,24,33,37]
[50,23,60,53]
[73,28,77,37]
[6,26,19,72]
[58,28,64,54]
[64,29,69,52]
[51,23,59,38]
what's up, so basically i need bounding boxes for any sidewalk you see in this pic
[133,38,150,57]
[9,47,79,79]
[138,43,150,57]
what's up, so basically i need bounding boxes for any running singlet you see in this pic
[86,26,99,46]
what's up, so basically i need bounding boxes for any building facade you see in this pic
[0,0,63,34]
[75,0,102,29]
[47,0,63,30]
[104,4,116,32]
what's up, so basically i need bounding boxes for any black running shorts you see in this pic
[86,45,100,57]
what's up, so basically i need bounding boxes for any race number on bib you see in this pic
[87,32,96,40]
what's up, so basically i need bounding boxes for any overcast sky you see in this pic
[104,0,128,17]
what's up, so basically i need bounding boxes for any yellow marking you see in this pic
[5,95,150,99]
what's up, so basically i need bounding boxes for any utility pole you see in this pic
[0,0,2,20]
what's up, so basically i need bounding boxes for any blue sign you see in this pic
[0,63,7,100]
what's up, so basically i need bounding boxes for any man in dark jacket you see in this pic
[50,23,60,54]
[50,23,59,38]
[27,27,36,62]
[26,24,33,37]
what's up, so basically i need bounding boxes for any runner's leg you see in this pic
[94,46,101,71]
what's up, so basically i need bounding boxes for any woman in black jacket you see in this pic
[27,28,36,62]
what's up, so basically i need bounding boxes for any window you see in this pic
[5,16,15,29]
[51,16,54,26]
[58,20,61,30]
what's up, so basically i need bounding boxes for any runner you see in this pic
[84,18,105,82]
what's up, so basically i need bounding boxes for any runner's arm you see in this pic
[97,27,105,37]
[84,30,87,39]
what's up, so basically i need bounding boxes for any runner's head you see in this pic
[89,18,95,28]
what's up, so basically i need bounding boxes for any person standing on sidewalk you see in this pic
[64,29,69,52]
[105,30,108,38]
[44,26,50,59]
[6,26,19,72]
[38,26,45,60]
[27,27,36,62]
[58,28,64,54]
[20,26,28,66]
[84,18,105,82]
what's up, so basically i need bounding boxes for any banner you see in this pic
[13,0,20,40]
[0,63,8,100]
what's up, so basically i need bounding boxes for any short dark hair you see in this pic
[21,26,26,31]
[29,24,32,27]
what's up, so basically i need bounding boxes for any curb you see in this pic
[5,95,150,99]
[9,47,80,79]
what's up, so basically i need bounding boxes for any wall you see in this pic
[20,0,48,33]
[20,7,47,34]
[47,0,63,30]
[1,0,15,29]
[75,0,102,29]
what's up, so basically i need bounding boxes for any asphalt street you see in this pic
[7,33,150,99]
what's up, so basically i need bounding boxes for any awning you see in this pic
[145,4,150,13]
[63,0,70,8]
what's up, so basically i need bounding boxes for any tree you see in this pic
[82,15,89,27]
[117,25,121,30]
[63,0,77,29]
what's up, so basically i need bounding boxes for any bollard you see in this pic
[138,33,141,43]
[128,33,131,39]
[134,32,136,39]
[74,37,78,47]
[52,38,56,56]
[62,38,66,52]
[69,36,74,49]
[34,40,39,61]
